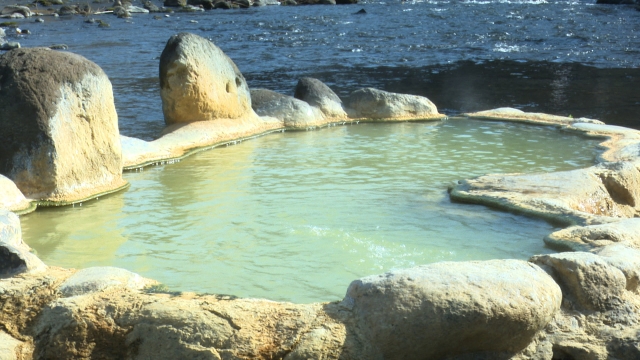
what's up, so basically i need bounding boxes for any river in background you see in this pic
[2,0,639,140]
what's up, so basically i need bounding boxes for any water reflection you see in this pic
[22,193,128,267]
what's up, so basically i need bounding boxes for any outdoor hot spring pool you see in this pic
[20,119,602,303]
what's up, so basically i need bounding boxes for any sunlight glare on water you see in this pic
[21,119,602,303]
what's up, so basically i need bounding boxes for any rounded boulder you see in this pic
[345,87,441,120]
[251,88,323,129]
[160,33,253,125]
[343,259,562,359]
[293,77,347,119]
[0,48,125,203]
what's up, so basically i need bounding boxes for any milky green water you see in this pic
[21,119,602,303]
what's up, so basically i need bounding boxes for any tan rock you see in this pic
[0,48,126,204]
[592,244,640,294]
[465,107,604,126]
[530,252,627,312]
[449,162,640,226]
[0,331,25,360]
[160,33,253,125]
[345,88,445,121]
[0,267,72,339]
[343,259,562,359]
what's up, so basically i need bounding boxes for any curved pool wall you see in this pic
[19,119,603,302]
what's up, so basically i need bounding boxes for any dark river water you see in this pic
[2,0,639,140]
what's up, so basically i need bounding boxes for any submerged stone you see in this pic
[465,107,604,126]
[545,218,640,251]
[0,331,24,360]
[593,243,640,294]
[59,266,153,297]
[450,161,640,226]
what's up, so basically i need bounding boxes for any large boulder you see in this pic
[293,77,347,119]
[160,33,253,125]
[345,87,442,120]
[343,259,562,359]
[530,252,627,312]
[31,288,358,359]
[0,48,126,203]
[251,89,323,129]
[593,244,640,294]
[0,331,25,360]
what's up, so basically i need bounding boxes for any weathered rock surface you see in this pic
[59,267,154,297]
[450,161,640,226]
[592,244,640,294]
[545,218,640,251]
[0,175,33,214]
[0,48,126,204]
[294,77,347,119]
[160,33,253,125]
[345,87,444,121]
[343,260,562,359]
[120,114,282,168]
[465,107,604,126]
[251,88,324,129]
[530,252,627,312]
[0,210,46,276]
